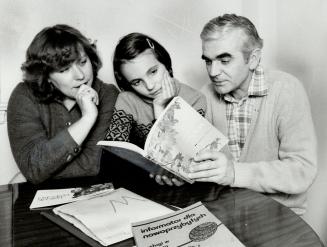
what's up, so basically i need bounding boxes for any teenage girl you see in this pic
[104,32,206,185]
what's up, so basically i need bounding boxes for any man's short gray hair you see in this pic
[201,13,263,61]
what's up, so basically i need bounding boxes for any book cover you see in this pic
[98,96,229,184]
[132,202,244,247]
[30,183,114,209]
[52,188,174,246]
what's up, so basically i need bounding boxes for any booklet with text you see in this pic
[30,183,114,209]
[51,188,173,246]
[132,202,244,247]
[98,96,229,184]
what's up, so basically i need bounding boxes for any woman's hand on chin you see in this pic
[76,84,99,123]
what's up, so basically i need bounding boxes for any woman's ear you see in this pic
[248,48,261,70]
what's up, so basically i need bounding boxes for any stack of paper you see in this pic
[52,188,173,246]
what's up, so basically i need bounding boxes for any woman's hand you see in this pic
[76,84,99,123]
[153,72,177,118]
[68,84,99,146]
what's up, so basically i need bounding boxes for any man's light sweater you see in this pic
[202,69,317,215]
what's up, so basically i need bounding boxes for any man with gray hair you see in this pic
[188,14,317,215]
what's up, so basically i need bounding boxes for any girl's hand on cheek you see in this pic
[153,72,177,118]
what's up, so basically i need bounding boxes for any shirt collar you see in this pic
[248,65,268,97]
[224,65,268,103]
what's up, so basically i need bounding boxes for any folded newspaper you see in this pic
[30,183,114,209]
[52,188,173,246]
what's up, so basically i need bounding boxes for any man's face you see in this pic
[201,29,253,99]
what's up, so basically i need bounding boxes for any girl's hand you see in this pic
[149,173,185,187]
[153,72,177,118]
[75,84,99,122]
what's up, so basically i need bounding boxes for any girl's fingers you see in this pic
[161,73,169,96]
[161,176,173,186]
[155,175,165,185]
[162,72,175,98]
[172,178,184,186]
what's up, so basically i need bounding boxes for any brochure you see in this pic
[30,183,114,209]
[132,202,244,247]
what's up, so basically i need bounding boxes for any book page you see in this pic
[53,188,173,246]
[144,97,228,182]
[132,202,244,247]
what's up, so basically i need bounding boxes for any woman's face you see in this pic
[120,49,167,99]
[48,51,94,99]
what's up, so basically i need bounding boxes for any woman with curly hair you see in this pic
[7,24,119,184]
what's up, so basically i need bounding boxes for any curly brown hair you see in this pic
[21,24,102,102]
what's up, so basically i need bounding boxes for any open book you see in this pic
[51,188,173,246]
[132,202,244,247]
[98,96,228,183]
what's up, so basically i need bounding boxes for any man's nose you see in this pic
[208,61,222,77]
[73,64,85,80]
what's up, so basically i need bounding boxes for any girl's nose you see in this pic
[144,79,156,91]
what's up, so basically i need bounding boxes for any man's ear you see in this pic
[248,48,261,70]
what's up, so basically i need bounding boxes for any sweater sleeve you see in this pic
[190,92,207,117]
[62,83,119,178]
[232,78,317,195]
[177,82,207,117]
[104,92,136,142]
[7,82,119,184]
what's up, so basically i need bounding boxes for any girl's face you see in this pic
[48,51,94,99]
[120,49,167,99]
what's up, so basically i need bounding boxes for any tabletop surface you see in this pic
[0,175,324,247]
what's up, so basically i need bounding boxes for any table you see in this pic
[0,174,324,247]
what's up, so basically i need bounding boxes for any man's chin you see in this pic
[213,85,227,95]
